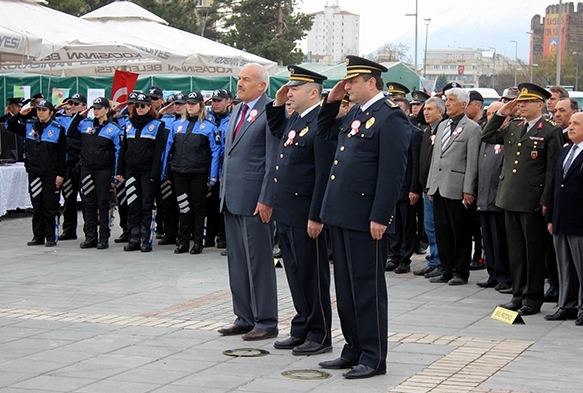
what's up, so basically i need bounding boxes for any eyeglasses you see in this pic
[135,103,149,109]
[69,102,82,106]
[150,96,161,101]
[174,102,185,106]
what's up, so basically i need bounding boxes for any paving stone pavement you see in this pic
[0,212,582,393]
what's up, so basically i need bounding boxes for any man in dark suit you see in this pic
[218,63,280,341]
[426,88,482,286]
[317,56,410,379]
[545,111,583,325]
[265,66,336,355]
[482,83,563,316]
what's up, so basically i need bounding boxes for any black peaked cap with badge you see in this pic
[186,91,203,103]
[92,97,110,109]
[134,93,151,105]
[286,65,328,86]
[387,82,410,96]
[344,55,388,80]
[36,99,54,112]
[70,93,87,104]
[148,86,163,98]
[7,97,24,106]
[127,91,139,104]
[410,90,430,104]
[516,83,552,101]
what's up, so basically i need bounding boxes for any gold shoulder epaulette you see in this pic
[511,117,525,122]
[545,118,557,126]
[385,99,399,108]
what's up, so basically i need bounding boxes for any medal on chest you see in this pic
[284,130,296,147]
[247,109,258,123]
[349,120,361,137]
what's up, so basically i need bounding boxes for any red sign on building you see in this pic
[457,65,465,75]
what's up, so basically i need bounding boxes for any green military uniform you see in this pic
[482,83,563,312]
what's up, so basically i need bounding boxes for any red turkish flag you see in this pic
[111,70,139,104]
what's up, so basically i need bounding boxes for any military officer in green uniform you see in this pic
[386,82,410,99]
[482,83,563,316]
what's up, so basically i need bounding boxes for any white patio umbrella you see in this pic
[0,0,187,68]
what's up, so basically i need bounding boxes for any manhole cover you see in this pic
[223,348,270,357]
[281,369,332,380]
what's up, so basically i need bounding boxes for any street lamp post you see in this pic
[405,0,418,73]
[573,52,580,90]
[515,68,523,86]
[423,18,431,77]
[489,46,496,89]
[530,63,538,83]
[510,40,518,86]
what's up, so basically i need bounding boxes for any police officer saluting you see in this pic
[265,66,335,355]
[5,100,66,246]
[482,83,563,315]
[68,98,122,249]
[317,56,411,378]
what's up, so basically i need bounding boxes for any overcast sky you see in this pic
[298,0,562,61]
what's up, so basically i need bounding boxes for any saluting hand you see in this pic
[498,99,519,117]
[274,85,290,107]
[370,221,387,241]
[79,108,91,118]
[20,106,33,116]
[327,80,348,102]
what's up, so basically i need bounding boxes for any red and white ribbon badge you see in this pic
[350,120,361,136]
[247,109,258,123]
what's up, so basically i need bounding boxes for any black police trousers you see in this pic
[125,169,157,245]
[61,165,81,236]
[205,181,225,244]
[159,177,178,240]
[114,178,129,236]
[28,173,60,242]
[80,167,112,243]
[173,172,207,248]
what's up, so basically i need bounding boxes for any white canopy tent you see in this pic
[0,25,45,61]
[0,0,187,71]
[74,0,278,76]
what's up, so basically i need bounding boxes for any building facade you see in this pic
[530,2,583,65]
[424,48,515,89]
[305,2,359,65]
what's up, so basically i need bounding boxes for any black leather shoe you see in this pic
[204,238,215,248]
[218,324,252,336]
[158,236,176,245]
[319,357,358,369]
[174,244,189,254]
[216,239,227,249]
[155,231,164,240]
[80,240,97,249]
[429,274,451,283]
[494,283,512,293]
[385,260,398,271]
[96,242,109,250]
[394,262,411,274]
[425,267,444,278]
[27,238,44,246]
[220,249,228,256]
[576,315,583,326]
[425,254,430,261]
[190,244,202,254]
[124,242,140,251]
[141,243,152,253]
[415,247,427,255]
[413,265,435,276]
[498,301,521,311]
[242,328,278,341]
[45,241,56,247]
[342,364,386,379]
[59,233,77,241]
[476,280,497,288]
[448,277,468,286]
[544,294,559,303]
[469,260,486,270]
[273,336,304,349]
[113,233,129,243]
[518,305,540,316]
[544,308,578,321]
[292,340,332,356]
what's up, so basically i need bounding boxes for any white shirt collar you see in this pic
[243,95,262,111]
[300,103,320,118]
[361,91,385,112]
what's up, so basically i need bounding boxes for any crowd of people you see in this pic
[3,56,583,379]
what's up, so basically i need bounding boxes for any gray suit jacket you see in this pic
[220,93,279,215]
[427,114,481,200]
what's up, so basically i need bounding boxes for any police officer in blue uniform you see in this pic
[68,97,122,249]
[162,91,221,255]
[117,93,166,252]
[205,89,232,249]
[113,91,139,243]
[265,66,336,355]
[316,56,411,379]
[5,100,67,246]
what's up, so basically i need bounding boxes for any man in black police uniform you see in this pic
[0,98,24,160]
[482,83,563,316]
[265,66,336,355]
[317,56,411,379]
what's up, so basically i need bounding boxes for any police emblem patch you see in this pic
[200,123,206,130]
[48,130,54,137]
[107,127,113,134]
[365,117,375,129]
[148,124,155,132]
[177,125,183,133]
[299,127,309,137]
